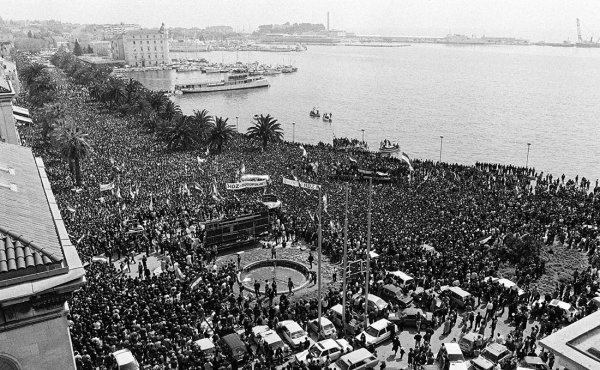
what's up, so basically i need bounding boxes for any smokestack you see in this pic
[327,12,330,31]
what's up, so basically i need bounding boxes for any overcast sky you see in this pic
[1,0,600,41]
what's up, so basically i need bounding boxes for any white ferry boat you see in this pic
[174,73,270,94]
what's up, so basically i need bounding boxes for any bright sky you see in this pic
[1,0,600,41]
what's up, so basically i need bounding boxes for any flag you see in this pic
[349,156,357,163]
[197,156,206,165]
[76,234,85,244]
[401,152,414,172]
[299,145,307,158]
[240,163,246,174]
[330,220,335,230]
[149,195,154,211]
[183,183,190,196]
[323,193,329,214]
[67,206,76,214]
[205,147,210,156]
[129,185,135,199]
[116,187,122,199]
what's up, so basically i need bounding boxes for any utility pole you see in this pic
[292,122,296,143]
[526,143,531,168]
[364,177,372,325]
[361,129,365,143]
[236,116,239,132]
[317,185,323,339]
[342,183,349,337]
[439,136,444,163]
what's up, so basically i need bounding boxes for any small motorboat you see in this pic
[379,139,400,155]
[310,108,320,117]
[322,113,332,122]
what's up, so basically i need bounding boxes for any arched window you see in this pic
[0,355,20,370]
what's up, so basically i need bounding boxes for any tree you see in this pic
[20,62,47,88]
[246,114,284,150]
[86,45,93,54]
[158,115,199,150]
[73,40,83,56]
[160,100,182,121]
[207,116,235,153]
[192,109,213,143]
[38,102,66,140]
[52,121,93,186]
[27,30,33,38]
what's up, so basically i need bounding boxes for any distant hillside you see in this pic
[254,22,325,35]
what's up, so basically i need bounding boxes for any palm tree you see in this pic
[147,90,170,115]
[160,100,182,121]
[207,116,235,153]
[192,109,213,143]
[246,114,284,150]
[52,121,93,186]
[20,62,46,88]
[38,102,66,140]
[158,115,199,150]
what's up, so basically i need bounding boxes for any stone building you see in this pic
[111,23,170,67]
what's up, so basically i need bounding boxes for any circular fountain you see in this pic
[239,259,311,294]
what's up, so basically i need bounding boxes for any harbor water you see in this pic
[126,44,600,180]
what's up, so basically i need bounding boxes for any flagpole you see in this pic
[317,185,323,339]
[364,177,372,325]
[342,183,349,338]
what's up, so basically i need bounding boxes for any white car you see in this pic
[278,320,309,348]
[308,317,338,339]
[294,338,353,365]
[330,348,379,370]
[355,318,397,347]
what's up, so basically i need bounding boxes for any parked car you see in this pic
[387,270,415,288]
[328,304,366,336]
[331,348,379,370]
[352,293,389,314]
[519,356,550,370]
[471,343,513,370]
[219,334,248,362]
[380,284,414,308]
[254,326,292,357]
[308,317,338,339]
[355,318,397,347]
[458,332,484,357]
[388,307,433,329]
[110,349,139,370]
[294,338,353,365]
[277,320,309,349]
[194,338,216,360]
[437,342,471,370]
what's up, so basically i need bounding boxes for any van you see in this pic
[328,304,365,336]
[458,332,482,357]
[446,287,472,308]
[219,333,247,361]
[437,343,470,370]
[388,270,414,288]
[194,338,216,360]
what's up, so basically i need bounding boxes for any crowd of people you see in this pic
[14,52,600,370]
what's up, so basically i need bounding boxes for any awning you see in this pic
[12,106,31,118]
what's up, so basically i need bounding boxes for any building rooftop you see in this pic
[0,143,65,282]
[540,309,600,370]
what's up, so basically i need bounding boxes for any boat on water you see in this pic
[204,67,221,73]
[309,108,320,117]
[322,113,333,122]
[262,69,282,76]
[174,73,269,94]
[379,139,400,155]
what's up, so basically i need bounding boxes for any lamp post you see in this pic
[526,143,531,168]
[439,136,444,163]
[361,129,365,143]
[292,122,296,143]
[236,116,239,132]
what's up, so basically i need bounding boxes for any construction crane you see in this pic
[575,18,600,47]
[577,18,583,43]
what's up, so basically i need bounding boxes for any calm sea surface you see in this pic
[126,44,600,180]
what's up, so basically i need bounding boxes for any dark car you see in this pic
[380,284,414,308]
[388,308,433,329]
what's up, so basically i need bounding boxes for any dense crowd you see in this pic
[15,53,600,370]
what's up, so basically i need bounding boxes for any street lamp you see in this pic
[439,136,444,162]
[236,116,239,132]
[292,122,296,143]
[526,143,531,168]
[361,129,365,143]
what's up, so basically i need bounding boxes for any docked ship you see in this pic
[174,73,270,94]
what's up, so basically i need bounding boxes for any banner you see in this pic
[226,180,267,190]
[100,182,115,192]
[241,174,270,182]
[282,177,321,191]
